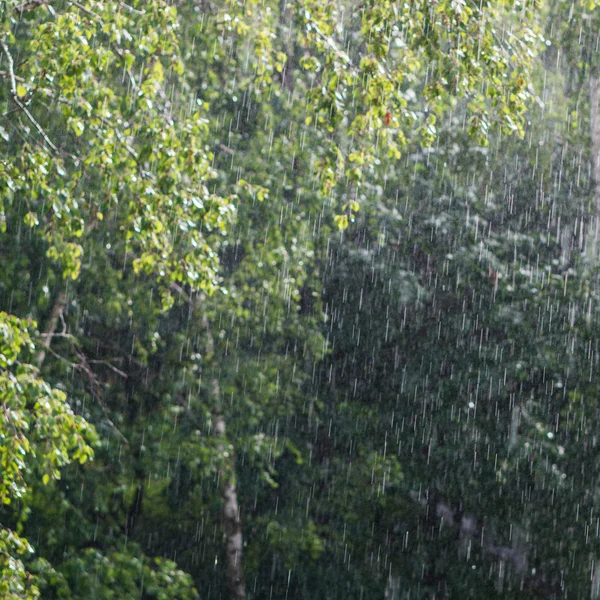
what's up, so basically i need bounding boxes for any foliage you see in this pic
[1,0,596,599]
[1,0,233,305]
[0,312,96,598]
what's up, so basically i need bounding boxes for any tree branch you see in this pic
[0,39,59,153]
[36,290,67,368]
[14,0,52,14]
[87,359,128,379]
[119,2,145,15]
[69,1,103,21]
[74,347,130,444]
[34,292,129,443]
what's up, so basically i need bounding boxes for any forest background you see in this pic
[1,0,599,598]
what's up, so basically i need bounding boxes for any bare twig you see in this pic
[89,464,115,473]
[311,24,356,74]
[0,107,20,119]
[87,359,128,379]
[16,107,79,162]
[94,340,147,368]
[119,2,145,15]
[39,331,76,340]
[169,281,193,305]
[34,293,129,443]
[58,309,67,334]
[217,143,235,156]
[74,347,129,444]
[44,345,78,369]
[47,346,129,443]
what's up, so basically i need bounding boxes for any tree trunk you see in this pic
[198,295,247,600]
[212,376,247,600]
[278,0,295,92]
[589,77,600,600]
[591,555,600,599]
[384,571,401,599]
[587,76,600,266]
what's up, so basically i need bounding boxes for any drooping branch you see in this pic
[0,39,59,153]
[73,346,130,444]
[35,290,129,443]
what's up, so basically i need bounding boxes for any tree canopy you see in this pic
[2,0,600,599]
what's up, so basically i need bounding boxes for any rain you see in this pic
[0,0,598,599]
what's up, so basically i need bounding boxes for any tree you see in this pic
[0,0,554,598]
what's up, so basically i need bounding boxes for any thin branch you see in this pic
[58,309,67,334]
[34,293,128,443]
[87,359,128,379]
[74,347,130,444]
[44,345,79,369]
[0,70,25,83]
[39,331,76,340]
[36,290,67,368]
[0,107,20,119]
[169,281,193,305]
[69,1,103,21]
[119,2,145,15]
[88,464,116,473]
[14,0,52,14]
[0,76,84,163]
[217,143,235,156]
[16,105,79,162]
[94,340,147,368]
[47,346,129,443]
[311,24,356,74]
[0,39,59,153]
[0,41,17,93]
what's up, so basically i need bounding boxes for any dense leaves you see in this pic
[0,313,96,597]
[2,0,600,599]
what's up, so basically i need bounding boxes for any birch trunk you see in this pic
[592,555,600,599]
[589,77,600,599]
[587,76,600,266]
[384,571,401,599]
[212,377,247,600]
[509,403,520,452]
[199,297,247,600]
